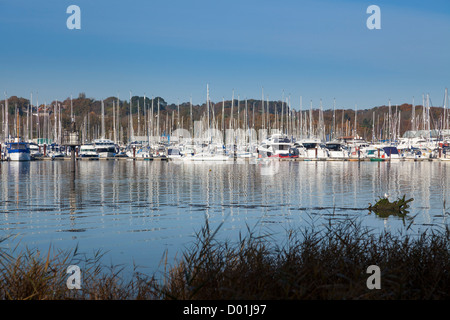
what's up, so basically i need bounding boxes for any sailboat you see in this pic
[93,100,116,157]
[6,110,31,161]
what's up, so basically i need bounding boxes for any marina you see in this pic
[2,87,450,164]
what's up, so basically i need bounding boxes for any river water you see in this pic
[0,159,449,276]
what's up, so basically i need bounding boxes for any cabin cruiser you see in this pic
[325,141,349,159]
[167,147,183,159]
[153,143,167,158]
[48,144,66,159]
[381,146,403,161]
[441,145,450,161]
[79,144,99,158]
[179,143,196,157]
[346,141,371,159]
[28,142,43,159]
[232,143,257,159]
[189,143,231,161]
[296,139,329,159]
[257,133,293,158]
[93,138,116,158]
[6,139,31,161]
[362,146,380,158]
[136,145,151,158]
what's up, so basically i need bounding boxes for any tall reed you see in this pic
[156,218,449,300]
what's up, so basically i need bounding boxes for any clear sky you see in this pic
[0,0,449,110]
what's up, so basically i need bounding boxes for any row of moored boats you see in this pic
[2,133,450,162]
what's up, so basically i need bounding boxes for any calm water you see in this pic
[1,159,449,275]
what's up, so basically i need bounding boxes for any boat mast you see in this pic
[372,110,375,143]
[230,89,234,135]
[299,96,302,139]
[4,92,8,142]
[245,97,248,146]
[427,93,431,138]
[113,100,116,144]
[332,98,336,140]
[189,96,192,140]
[137,98,140,137]
[101,99,105,139]
[237,94,240,131]
[129,91,133,142]
[26,96,29,141]
[177,98,180,132]
[70,94,73,122]
[221,97,225,136]
[16,107,19,140]
[157,98,160,142]
[388,99,392,144]
[117,95,120,145]
[206,84,210,143]
[266,96,270,134]
[444,88,448,131]
[144,97,147,138]
[261,87,265,134]
[30,92,33,141]
[59,101,62,144]
[422,94,426,131]
[309,100,313,138]
[54,101,57,143]
[281,90,284,134]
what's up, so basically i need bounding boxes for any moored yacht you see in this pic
[257,133,293,158]
[189,143,231,161]
[6,139,31,161]
[48,144,66,159]
[79,144,99,158]
[167,146,183,159]
[93,138,116,158]
[296,139,329,160]
[28,142,43,159]
[325,141,349,159]
[381,146,403,161]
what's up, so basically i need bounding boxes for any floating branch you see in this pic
[368,195,414,218]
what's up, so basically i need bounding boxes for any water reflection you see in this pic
[0,160,448,271]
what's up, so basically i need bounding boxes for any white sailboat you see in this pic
[6,110,31,161]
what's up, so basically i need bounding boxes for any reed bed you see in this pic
[1,218,448,300]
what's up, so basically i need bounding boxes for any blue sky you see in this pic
[0,0,449,110]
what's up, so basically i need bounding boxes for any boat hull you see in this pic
[98,152,115,158]
[8,152,31,161]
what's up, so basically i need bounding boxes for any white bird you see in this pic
[384,193,389,199]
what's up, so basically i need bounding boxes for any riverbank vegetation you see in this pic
[0,218,448,300]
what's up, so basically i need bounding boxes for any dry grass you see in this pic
[0,240,159,300]
[1,218,449,300]
[157,218,449,300]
